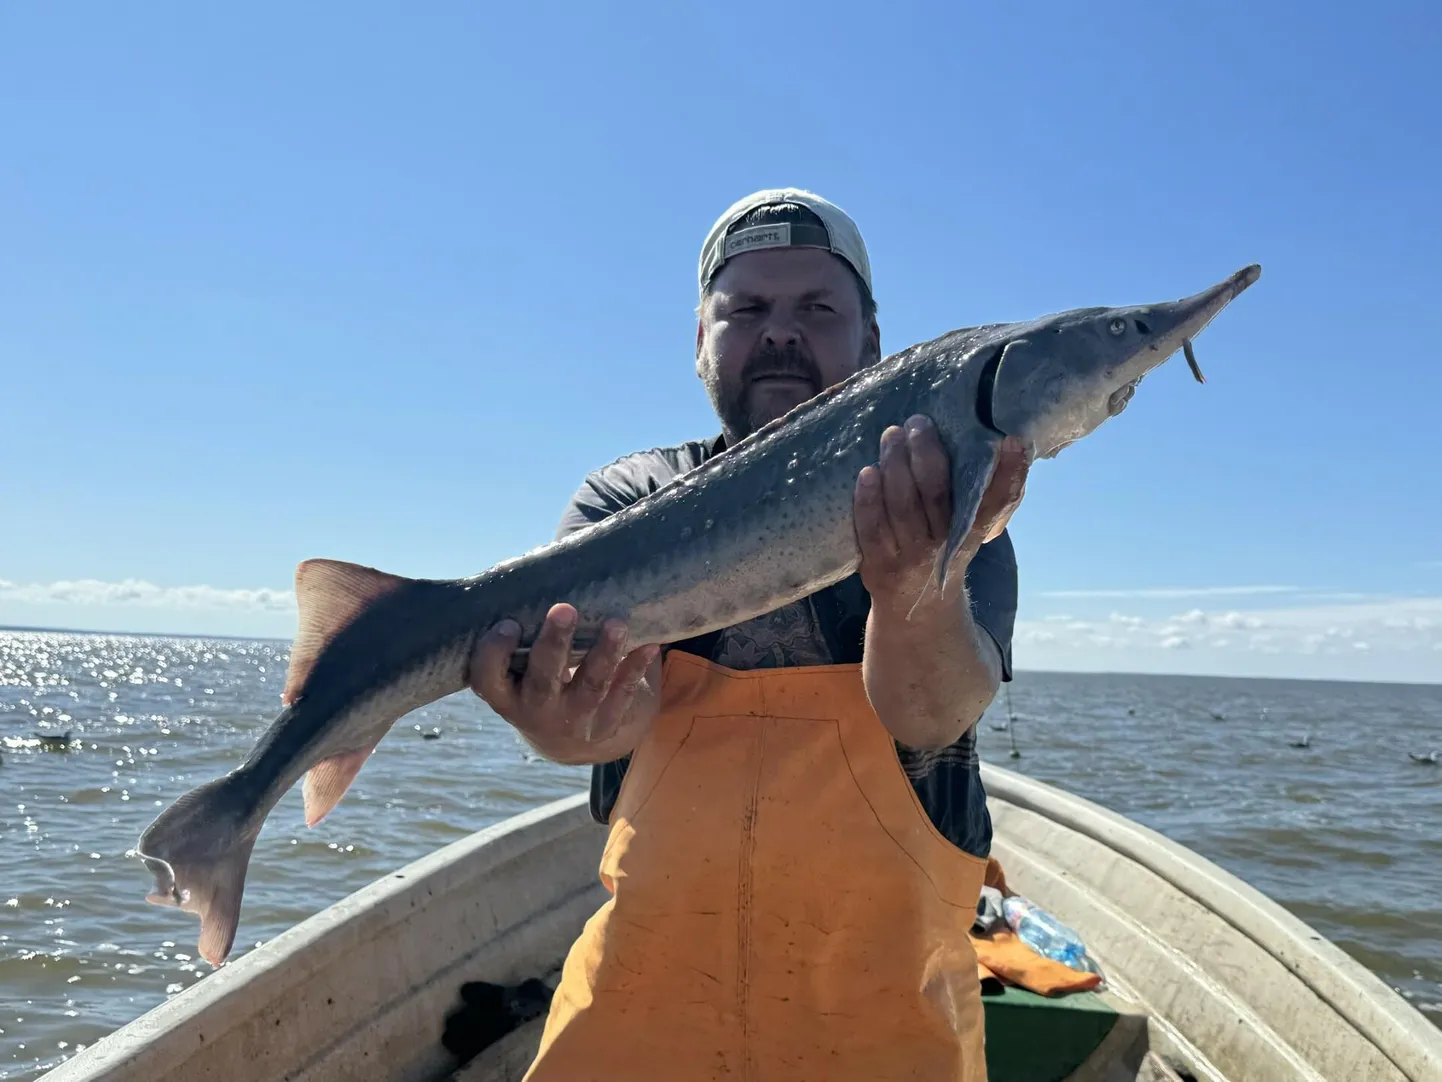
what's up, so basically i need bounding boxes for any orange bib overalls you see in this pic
[524,650,991,1081]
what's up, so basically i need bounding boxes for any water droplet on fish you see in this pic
[704,518,715,530]
[679,526,693,540]
[787,457,799,470]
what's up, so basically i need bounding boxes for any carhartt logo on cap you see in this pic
[698,187,873,297]
[722,223,794,260]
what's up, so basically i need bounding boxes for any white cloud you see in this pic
[3,574,1438,683]
[0,578,295,612]
[1214,611,1264,629]
[1014,595,1442,682]
[1040,585,1300,600]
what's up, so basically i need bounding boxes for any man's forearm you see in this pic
[861,589,1003,751]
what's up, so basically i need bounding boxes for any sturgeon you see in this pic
[136,263,1262,964]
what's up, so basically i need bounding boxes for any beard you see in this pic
[704,340,828,442]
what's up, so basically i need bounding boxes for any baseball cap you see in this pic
[697,187,872,298]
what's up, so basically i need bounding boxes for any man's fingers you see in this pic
[520,603,578,709]
[587,644,660,742]
[611,643,661,697]
[904,415,951,541]
[878,425,928,548]
[565,619,630,717]
[470,620,522,715]
[854,465,899,561]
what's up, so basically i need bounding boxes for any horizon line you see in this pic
[3,623,1438,689]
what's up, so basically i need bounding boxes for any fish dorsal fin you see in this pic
[283,559,411,705]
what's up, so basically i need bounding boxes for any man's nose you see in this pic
[760,310,803,347]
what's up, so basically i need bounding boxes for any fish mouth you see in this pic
[1107,381,1137,416]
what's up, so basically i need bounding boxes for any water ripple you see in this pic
[2,631,1438,1079]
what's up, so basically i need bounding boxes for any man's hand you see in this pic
[854,415,1029,611]
[854,415,1030,750]
[469,603,662,765]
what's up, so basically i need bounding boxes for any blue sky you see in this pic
[2,1,1439,683]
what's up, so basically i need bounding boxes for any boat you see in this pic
[37,764,1442,1082]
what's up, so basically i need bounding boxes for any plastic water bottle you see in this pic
[1001,896,1090,970]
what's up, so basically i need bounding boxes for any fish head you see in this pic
[984,264,1260,459]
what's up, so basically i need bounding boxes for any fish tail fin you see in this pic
[136,773,261,967]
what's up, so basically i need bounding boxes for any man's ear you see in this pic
[864,319,882,367]
[695,319,705,376]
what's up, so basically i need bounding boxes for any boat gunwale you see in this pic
[36,793,597,1081]
[980,762,1442,1082]
[38,768,1442,1082]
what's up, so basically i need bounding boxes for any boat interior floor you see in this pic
[446,971,1205,1082]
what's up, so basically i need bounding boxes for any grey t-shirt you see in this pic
[710,597,838,670]
[557,434,1018,858]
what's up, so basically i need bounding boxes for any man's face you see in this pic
[696,247,879,442]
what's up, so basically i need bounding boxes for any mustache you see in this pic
[740,342,823,387]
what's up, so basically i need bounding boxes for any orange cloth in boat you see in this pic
[970,930,1103,996]
[523,650,991,1082]
[967,856,1104,996]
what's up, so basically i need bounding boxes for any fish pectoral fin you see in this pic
[284,559,415,706]
[933,432,1005,598]
[303,744,377,827]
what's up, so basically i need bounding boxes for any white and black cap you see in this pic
[697,187,872,299]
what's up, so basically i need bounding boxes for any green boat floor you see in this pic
[983,985,1120,1082]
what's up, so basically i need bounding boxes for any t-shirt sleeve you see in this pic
[555,461,653,540]
[965,528,1018,682]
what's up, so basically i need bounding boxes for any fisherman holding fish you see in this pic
[134,185,1258,1071]
[470,189,1031,1080]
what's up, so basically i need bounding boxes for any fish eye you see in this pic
[1108,318,1126,336]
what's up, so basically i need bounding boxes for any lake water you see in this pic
[2,629,1438,1080]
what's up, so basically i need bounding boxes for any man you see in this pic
[470,188,1029,1080]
